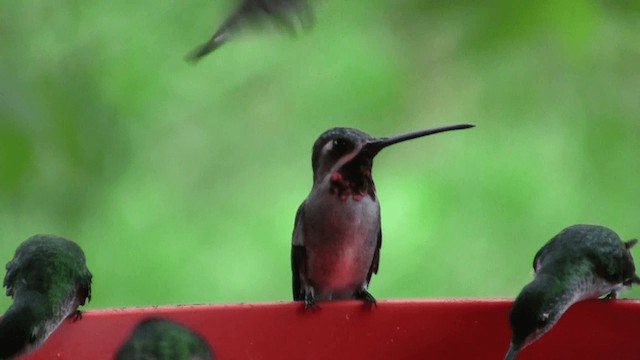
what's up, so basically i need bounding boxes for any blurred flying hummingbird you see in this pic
[188,0,314,61]
[291,124,474,308]
[115,317,214,360]
[504,224,640,360]
[0,234,92,359]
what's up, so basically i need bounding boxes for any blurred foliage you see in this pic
[1,0,639,311]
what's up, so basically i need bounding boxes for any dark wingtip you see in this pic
[185,30,229,63]
[185,43,220,63]
[625,238,638,249]
[185,50,204,64]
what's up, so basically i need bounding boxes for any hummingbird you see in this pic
[0,234,92,359]
[188,0,314,61]
[504,224,640,360]
[291,124,474,308]
[115,317,214,360]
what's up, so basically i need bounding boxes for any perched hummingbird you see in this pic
[291,124,474,307]
[188,0,314,61]
[0,234,92,359]
[115,317,214,360]
[504,224,640,360]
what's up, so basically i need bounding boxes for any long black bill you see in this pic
[363,123,474,156]
[503,343,518,360]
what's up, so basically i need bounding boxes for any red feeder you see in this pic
[17,298,640,359]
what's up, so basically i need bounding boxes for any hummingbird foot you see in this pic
[603,290,618,300]
[304,291,318,310]
[71,309,83,322]
[355,289,377,308]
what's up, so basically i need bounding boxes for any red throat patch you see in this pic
[329,171,375,201]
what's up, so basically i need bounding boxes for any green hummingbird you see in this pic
[188,0,314,61]
[0,234,92,359]
[504,224,640,360]
[115,317,214,360]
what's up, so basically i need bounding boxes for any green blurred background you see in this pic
[1,1,639,310]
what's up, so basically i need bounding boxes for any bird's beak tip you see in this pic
[504,342,519,360]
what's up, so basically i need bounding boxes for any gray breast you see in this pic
[302,182,380,298]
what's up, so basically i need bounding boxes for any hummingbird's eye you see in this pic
[331,138,350,154]
[536,313,550,328]
[28,330,38,344]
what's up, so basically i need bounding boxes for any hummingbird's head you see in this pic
[505,277,563,359]
[115,317,214,360]
[311,127,374,184]
[310,124,475,184]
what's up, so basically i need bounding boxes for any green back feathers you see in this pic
[115,318,214,360]
[533,224,637,284]
[3,235,92,313]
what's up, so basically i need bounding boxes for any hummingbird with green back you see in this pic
[115,317,214,360]
[504,224,640,360]
[0,234,92,359]
[291,124,474,308]
[188,0,314,61]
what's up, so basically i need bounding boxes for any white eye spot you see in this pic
[322,140,335,154]
[329,138,350,155]
[537,312,550,328]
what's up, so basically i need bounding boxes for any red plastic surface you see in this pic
[15,298,640,360]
